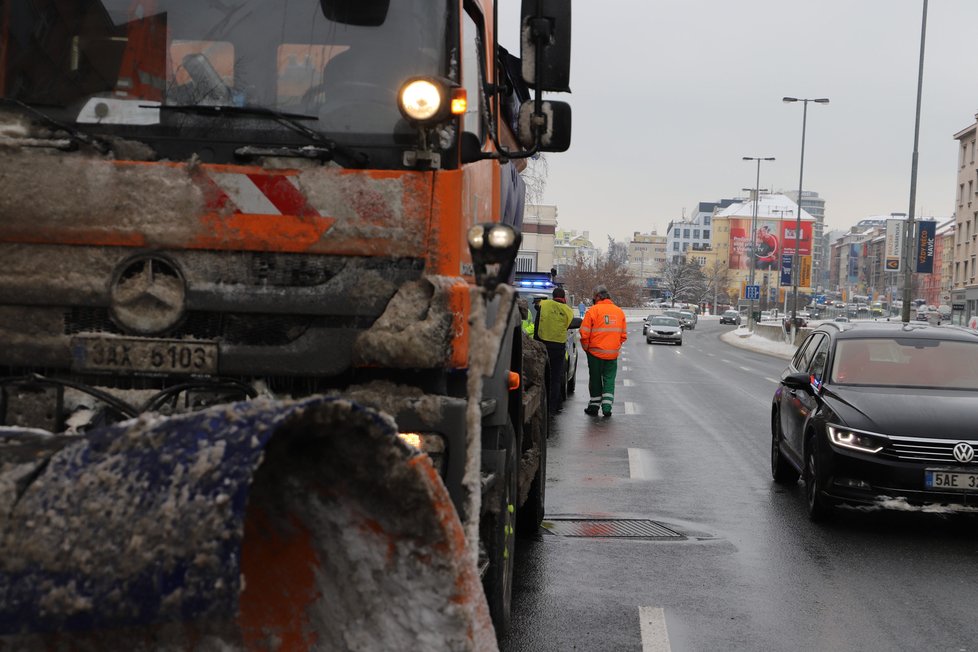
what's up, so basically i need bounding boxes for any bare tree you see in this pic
[702,259,734,313]
[660,257,706,306]
[521,155,548,205]
[560,248,642,307]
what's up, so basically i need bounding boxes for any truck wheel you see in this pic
[482,422,517,634]
[517,392,547,537]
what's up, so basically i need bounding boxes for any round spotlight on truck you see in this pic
[399,78,444,123]
[467,225,486,249]
[487,225,517,249]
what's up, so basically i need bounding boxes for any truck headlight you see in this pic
[398,77,466,125]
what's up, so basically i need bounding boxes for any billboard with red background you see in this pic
[728,218,812,271]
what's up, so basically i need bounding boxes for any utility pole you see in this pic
[742,157,774,328]
[902,0,928,323]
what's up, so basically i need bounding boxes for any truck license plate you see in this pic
[72,336,218,375]
[924,469,978,491]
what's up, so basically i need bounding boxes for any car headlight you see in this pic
[827,425,886,454]
[398,77,466,125]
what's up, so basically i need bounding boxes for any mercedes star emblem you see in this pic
[110,255,187,335]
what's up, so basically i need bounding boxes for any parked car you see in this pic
[517,285,581,399]
[783,315,807,330]
[645,316,682,346]
[678,311,697,330]
[770,321,978,520]
[720,310,741,325]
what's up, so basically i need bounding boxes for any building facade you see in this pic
[666,200,736,262]
[626,231,668,299]
[951,116,978,326]
[552,229,597,276]
[515,204,557,273]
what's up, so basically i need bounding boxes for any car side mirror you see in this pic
[782,372,812,391]
[568,317,582,330]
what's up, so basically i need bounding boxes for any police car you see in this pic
[514,272,581,399]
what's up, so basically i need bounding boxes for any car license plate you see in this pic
[72,336,218,375]
[924,469,978,491]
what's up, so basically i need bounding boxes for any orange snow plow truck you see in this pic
[0,0,571,649]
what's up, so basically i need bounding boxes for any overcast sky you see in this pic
[497,0,978,249]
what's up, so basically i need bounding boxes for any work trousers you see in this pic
[543,340,566,414]
[586,352,618,414]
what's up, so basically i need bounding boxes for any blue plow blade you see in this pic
[0,397,396,642]
[0,395,496,651]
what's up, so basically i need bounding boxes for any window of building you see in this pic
[961,184,965,204]
[683,229,690,238]
[704,216,711,225]
[693,230,700,239]
[704,229,710,240]
[971,140,975,164]
[672,242,679,251]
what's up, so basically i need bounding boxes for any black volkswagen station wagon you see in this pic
[771,321,978,520]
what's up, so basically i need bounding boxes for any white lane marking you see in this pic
[624,401,641,415]
[623,379,635,387]
[739,366,752,372]
[627,448,658,480]
[621,365,631,371]
[706,352,716,357]
[639,606,672,652]
[721,359,733,364]
[765,377,780,384]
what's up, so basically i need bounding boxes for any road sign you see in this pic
[745,285,760,300]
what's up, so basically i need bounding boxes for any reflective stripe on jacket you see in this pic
[579,298,627,360]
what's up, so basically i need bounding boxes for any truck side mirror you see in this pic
[520,0,571,92]
[517,100,571,152]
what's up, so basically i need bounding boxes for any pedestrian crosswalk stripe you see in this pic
[623,379,634,386]
[627,448,657,480]
[624,401,640,415]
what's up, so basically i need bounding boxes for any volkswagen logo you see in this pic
[953,442,975,464]
[110,255,187,335]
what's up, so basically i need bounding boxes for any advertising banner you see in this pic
[800,255,812,288]
[728,218,812,272]
[885,219,903,272]
[847,244,860,284]
[915,220,936,274]
[780,254,792,286]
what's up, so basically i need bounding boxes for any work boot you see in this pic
[584,406,599,416]
[602,405,612,417]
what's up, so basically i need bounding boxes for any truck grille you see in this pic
[883,435,978,464]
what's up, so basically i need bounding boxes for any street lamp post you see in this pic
[902,0,928,323]
[783,96,829,324]
[742,157,775,328]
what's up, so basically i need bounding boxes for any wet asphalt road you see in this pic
[500,316,978,652]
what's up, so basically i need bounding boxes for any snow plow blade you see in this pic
[0,397,496,651]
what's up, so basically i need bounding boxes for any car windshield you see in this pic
[3,0,449,153]
[680,312,693,319]
[831,337,978,389]
[650,317,679,326]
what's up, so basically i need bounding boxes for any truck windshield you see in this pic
[2,0,450,154]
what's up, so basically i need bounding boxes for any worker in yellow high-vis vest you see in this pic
[533,287,575,415]
[579,285,627,416]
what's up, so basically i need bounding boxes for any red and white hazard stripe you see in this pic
[200,169,321,217]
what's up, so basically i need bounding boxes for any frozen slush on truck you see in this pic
[0,0,572,648]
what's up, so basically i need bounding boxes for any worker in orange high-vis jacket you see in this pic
[579,285,628,416]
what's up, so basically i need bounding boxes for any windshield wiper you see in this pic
[0,98,113,154]
[155,103,368,167]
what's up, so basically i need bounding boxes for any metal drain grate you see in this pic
[542,519,684,539]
